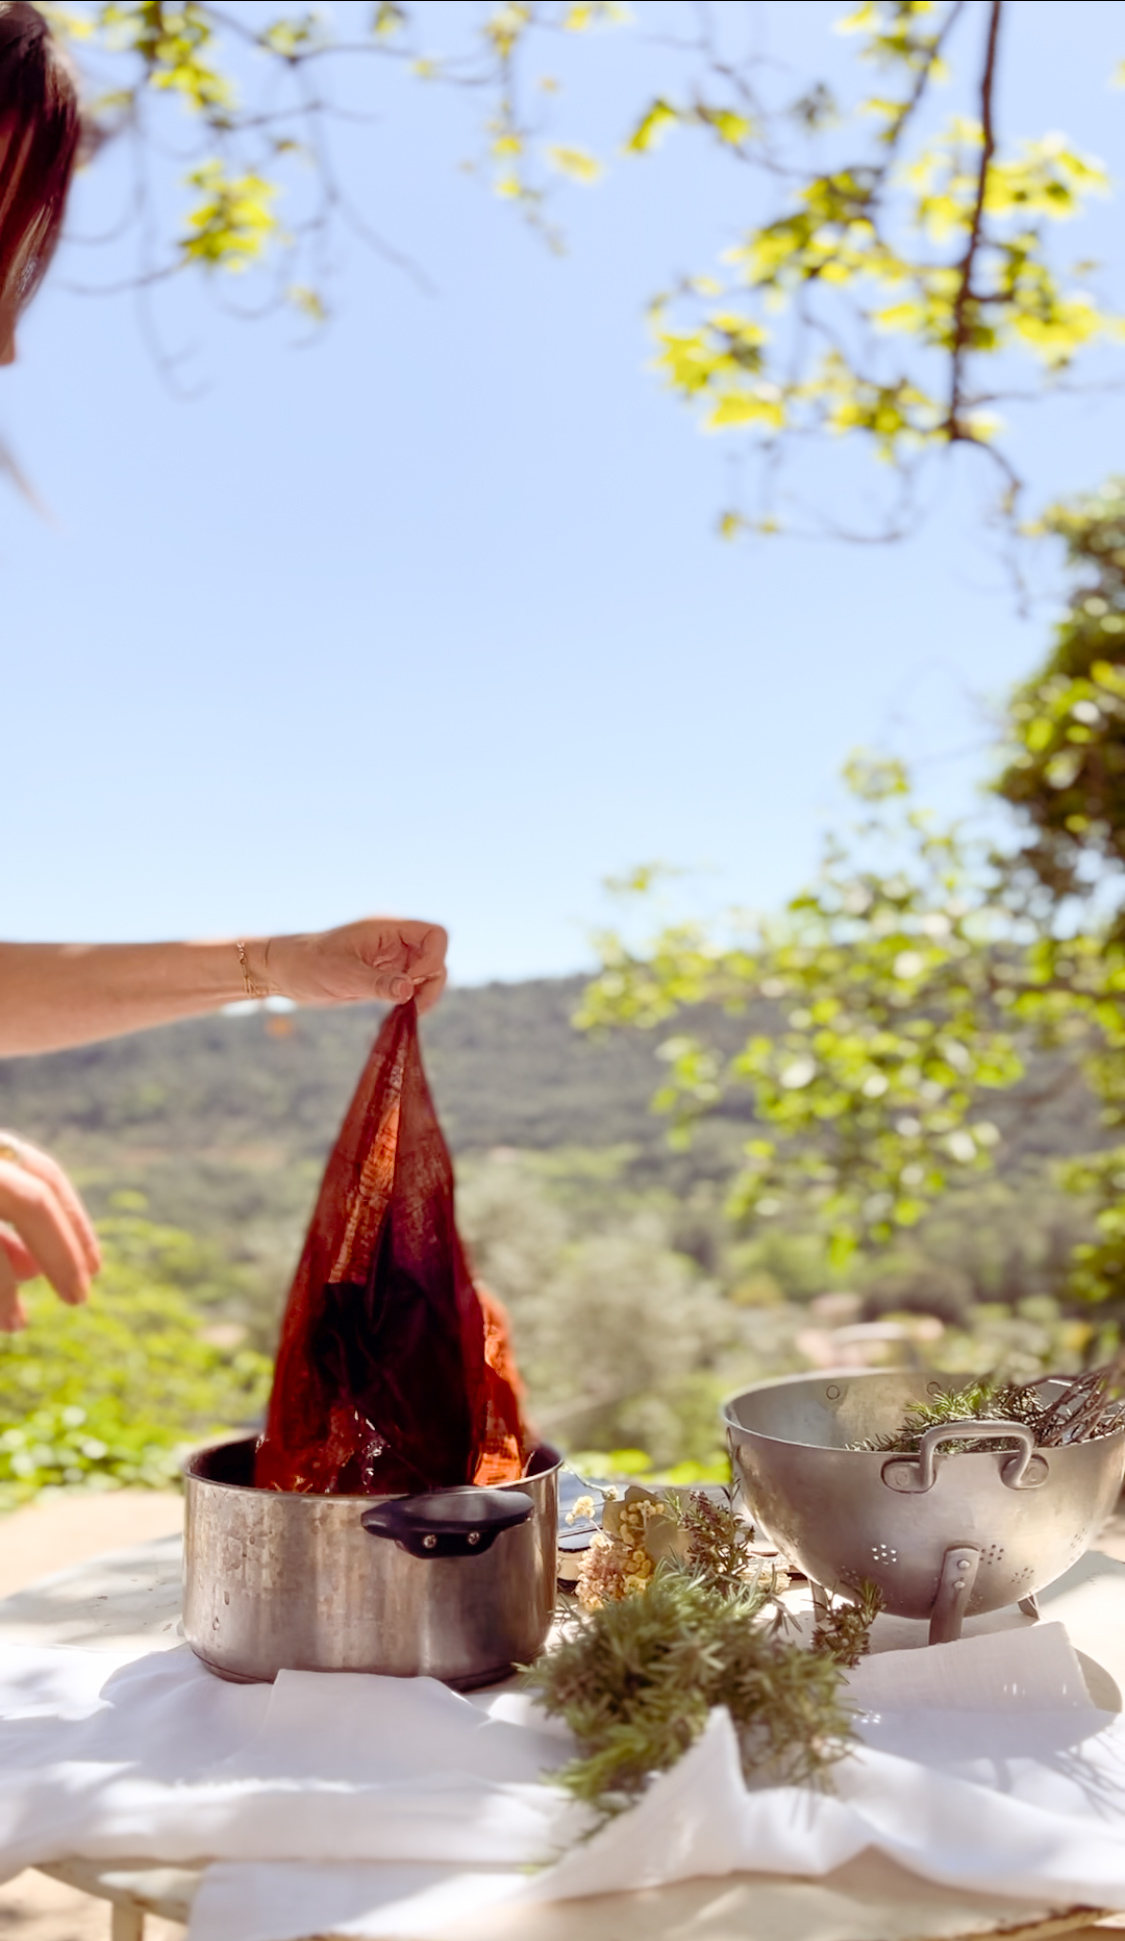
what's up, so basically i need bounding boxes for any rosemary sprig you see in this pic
[851,1368,1125,1457]
[811,1579,885,1669]
[527,1487,880,1816]
[680,1486,775,1593]
[525,1569,852,1811]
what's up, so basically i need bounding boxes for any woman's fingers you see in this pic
[381,922,448,1011]
[269,920,450,1012]
[412,959,448,1015]
[0,1141,100,1333]
[348,921,449,1005]
[0,1137,101,1274]
[0,1245,28,1333]
[401,923,448,992]
[0,1228,40,1280]
[0,1157,92,1308]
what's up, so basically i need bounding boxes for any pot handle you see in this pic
[360,1486,534,1560]
[882,1420,1048,1495]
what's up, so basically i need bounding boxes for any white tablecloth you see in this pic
[0,1619,1122,1941]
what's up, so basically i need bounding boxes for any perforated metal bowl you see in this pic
[723,1370,1125,1643]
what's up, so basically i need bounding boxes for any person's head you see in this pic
[0,2,80,365]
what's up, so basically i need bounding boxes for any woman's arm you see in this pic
[0,914,448,1329]
[0,916,449,1056]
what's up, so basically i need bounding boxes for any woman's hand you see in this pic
[0,1135,101,1333]
[262,918,449,1016]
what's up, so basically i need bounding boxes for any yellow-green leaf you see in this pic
[545,144,603,184]
[628,98,678,154]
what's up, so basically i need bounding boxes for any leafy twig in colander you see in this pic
[851,1368,1125,1456]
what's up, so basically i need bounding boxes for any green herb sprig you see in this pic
[853,1368,1125,1458]
[678,1487,768,1593]
[525,1569,851,1812]
[811,1579,885,1670]
[526,1488,880,1816]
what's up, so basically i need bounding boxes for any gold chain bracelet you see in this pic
[236,941,271,1001]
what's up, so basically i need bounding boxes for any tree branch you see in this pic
[948,0,1003,439]
[874,1,968,181]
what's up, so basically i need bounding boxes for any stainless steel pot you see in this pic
[183,1436,561,1687]
[723,1370,1125,1644]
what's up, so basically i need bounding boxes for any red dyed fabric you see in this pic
[256,1001,528,1495]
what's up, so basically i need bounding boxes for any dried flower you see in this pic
[574,1485,692,1609]
[572,1484,792,1609]
[574,1531,628,1610]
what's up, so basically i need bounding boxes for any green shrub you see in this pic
[0,1402,185,1495]
[0,1215,272,1506]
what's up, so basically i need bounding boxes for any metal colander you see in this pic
[723,1369,1125,1644]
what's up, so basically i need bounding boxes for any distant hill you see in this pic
[0,977,709,1160]
[0,973,1105,1244]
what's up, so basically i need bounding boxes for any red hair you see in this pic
[0,3,80,326]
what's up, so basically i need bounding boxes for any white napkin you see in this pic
[191,1671,1125,1941]
[0,1623,1122,1941]
[0,1643,583,1877]
[844,1621,1094,1712]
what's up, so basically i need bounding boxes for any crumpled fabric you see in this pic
[256,1001,526,1495]
[0,1626,1121,1941]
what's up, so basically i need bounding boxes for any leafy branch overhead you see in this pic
[43,0,631,319]
[646,1,1120,535]
[43,2,1123,529]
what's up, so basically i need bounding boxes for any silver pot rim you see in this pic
[183,1433,564,1502]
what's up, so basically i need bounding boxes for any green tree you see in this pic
[578,483,1125,1336]
[456,1151,738,1466]
[997,482,1125,909]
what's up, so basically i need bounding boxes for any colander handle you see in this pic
[881,1420,1048,1495]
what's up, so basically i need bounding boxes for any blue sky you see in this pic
[4,0,1125,984]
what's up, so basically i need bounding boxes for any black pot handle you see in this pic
[360,1486,534,1560]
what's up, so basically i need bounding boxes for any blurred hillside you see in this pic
[0,979,752,1247]
[0,975,1102,1181]
[0,979,713,1164]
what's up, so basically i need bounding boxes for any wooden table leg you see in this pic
[110,1902,145,1941]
